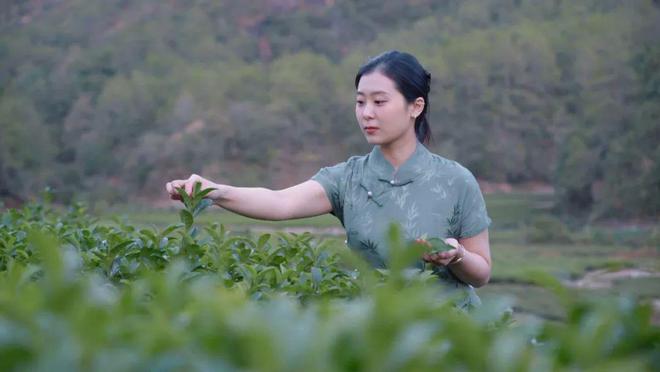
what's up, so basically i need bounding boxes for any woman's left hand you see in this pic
[421,238,465,266]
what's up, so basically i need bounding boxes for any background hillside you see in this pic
[1,0,658,221]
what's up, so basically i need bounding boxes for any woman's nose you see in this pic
[361,103,375,119]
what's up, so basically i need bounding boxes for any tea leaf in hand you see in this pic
[426,238,454,254]
[176,187,193,209]
[196,187,217,200]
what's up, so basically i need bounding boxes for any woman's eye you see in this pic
[375,100,386,105]
[356,100,365,106]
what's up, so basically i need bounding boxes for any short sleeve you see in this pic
[311,162,347,223]
[458,169,492,238]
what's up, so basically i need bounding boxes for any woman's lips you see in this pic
[364,126,378,135]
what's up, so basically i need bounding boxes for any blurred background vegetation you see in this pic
[0,0,658,224]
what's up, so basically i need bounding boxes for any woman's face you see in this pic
[355,71,419,147]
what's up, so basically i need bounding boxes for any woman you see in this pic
[166,51,491,305]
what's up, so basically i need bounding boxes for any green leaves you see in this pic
[426,238,454,253]
[175,182,216,215]
[411,237,454,255]
[0,202,658,371]
[174,182,218,266]
[179,210,193,230]
[176,182,217,232]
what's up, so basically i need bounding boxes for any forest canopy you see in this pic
[0,0,658,221]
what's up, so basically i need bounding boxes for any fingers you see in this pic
[165,181,178,199]
[185,181,192,196]
[165,179,185,200]
[185,175,194,196]
[417,237,459,266]
[165,175,206,201]
[186,174,204,196]
[444,238,459,248]
[414,238,431,248]
[166,181,179,194]
[422,248,459,266]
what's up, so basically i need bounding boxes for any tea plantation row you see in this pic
[0,201,658,371]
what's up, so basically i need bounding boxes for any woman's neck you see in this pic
[379,133,418,170]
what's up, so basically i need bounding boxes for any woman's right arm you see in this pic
[165,174,332,221]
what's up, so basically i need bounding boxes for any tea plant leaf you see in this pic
[257,234,271,250]
[193,198,214,217]
[176,186,193,209]
[192,187,217,206]
[387,224,427,280]
[426,238,453,253]
[160,224,182,238]
[311,266,322,286]
[1,201,658,371]
[179,210,193,230]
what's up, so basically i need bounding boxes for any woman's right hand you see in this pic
[165,174,224,202]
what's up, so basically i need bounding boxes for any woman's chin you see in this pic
[364,136,383,145]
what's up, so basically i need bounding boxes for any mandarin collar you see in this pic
[367,142,431,186]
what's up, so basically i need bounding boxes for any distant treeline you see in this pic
[0,0,658,221]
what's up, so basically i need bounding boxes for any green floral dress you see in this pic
[311,142,491,308]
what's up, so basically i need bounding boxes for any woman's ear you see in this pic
[411,97,425,118]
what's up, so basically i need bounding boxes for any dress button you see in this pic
[390,180,396,185]
[344,240,348,244]
[367,191,373,197]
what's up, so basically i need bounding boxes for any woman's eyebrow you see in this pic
[356,90,389,96]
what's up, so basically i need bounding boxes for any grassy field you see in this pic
[481,241,660,319]
[97,192,659,320]
[95,192,554,228]
[96,206,341,228]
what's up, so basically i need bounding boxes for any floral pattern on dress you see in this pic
[310,143,491,308]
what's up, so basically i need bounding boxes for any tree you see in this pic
[0,95,54,199]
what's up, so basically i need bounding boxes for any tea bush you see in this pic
[5,185,365,296]
[0,196,658,371]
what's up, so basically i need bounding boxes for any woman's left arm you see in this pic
[422,229,491,287]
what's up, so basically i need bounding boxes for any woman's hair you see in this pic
[354,50,432,144]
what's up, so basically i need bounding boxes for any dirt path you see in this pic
[564,268,660,324]
[565,268,660,289]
